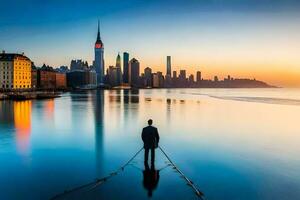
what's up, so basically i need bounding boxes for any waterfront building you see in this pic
[144,67,152,87]
[31,65,37,89]
[37,65,56,89]
[189,74,194,84]
[123,52,129,83]
[165,74,172,88]
[36,64,67,89]
[129,58,140,87]
[166,56,171,76]
[157,71,164,87]
[94,21,104,85]
[107,66,118,87]
[172,71,178,87]
[173,71,177,79]
[70,60,89,71]
[196,71,201,82]
[55,73,67,89]
[178,70,187,87]
[57,66,69,73]
[179,70,186,80]
[214,76,219,82]
[0,52,31,90]
[152,73,159,88]
[67,70,97,88]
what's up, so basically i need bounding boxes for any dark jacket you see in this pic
[141,126,160,149]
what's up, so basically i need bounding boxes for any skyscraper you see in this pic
[115,53,122,85]
[116,53,121,68]
[173,71,177,79]
[166,56,171,76]
[196,71,201,82]
[179,70,186,80]
[179,70,187,87]
[144,67,152,87]
[123,52,129,83]
[152,73,159,88]
[94,21,104,85]
[129,58,140,87]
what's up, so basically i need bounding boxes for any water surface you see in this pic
[0,88,300,200]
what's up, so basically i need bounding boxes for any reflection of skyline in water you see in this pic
[91,90,105,176]
[44,100,55,120]
[1,89,300,200]
[14,101,32,153]
[0,101,32,154]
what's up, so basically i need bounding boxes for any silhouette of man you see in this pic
[141,119,160,164]
[143,162,160,197]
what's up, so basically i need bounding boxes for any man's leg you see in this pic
[144,148,149,163]
[150,148,155,164]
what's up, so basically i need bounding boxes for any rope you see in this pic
[50,147,143,200]
[50,146,206,199]
[158,146,205,199]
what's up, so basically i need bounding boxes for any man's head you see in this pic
[148,119,153,126]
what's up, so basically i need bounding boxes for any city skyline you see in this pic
[1,0,300,87]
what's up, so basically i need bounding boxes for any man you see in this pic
[141,119,160,164]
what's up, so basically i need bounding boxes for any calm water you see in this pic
[0,88,300,200]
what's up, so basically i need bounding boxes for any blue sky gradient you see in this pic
[1,0,300,86]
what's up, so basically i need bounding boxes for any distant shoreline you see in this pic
[0,86,280,100]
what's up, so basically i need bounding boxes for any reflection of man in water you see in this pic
[141,119,160,164]
[143,162,160,197]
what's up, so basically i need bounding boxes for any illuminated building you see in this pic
[94,21,104,85]
[0,52,31,90]
[115,53,122,85]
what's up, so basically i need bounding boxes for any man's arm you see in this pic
[141,128,145,143]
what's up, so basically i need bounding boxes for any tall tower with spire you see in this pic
[116,53,121,68]
[115,53,122,85]
[94,20,104,85]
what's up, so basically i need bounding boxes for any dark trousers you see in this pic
[144,148,155,164]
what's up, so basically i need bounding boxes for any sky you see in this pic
[1,0,300,87]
